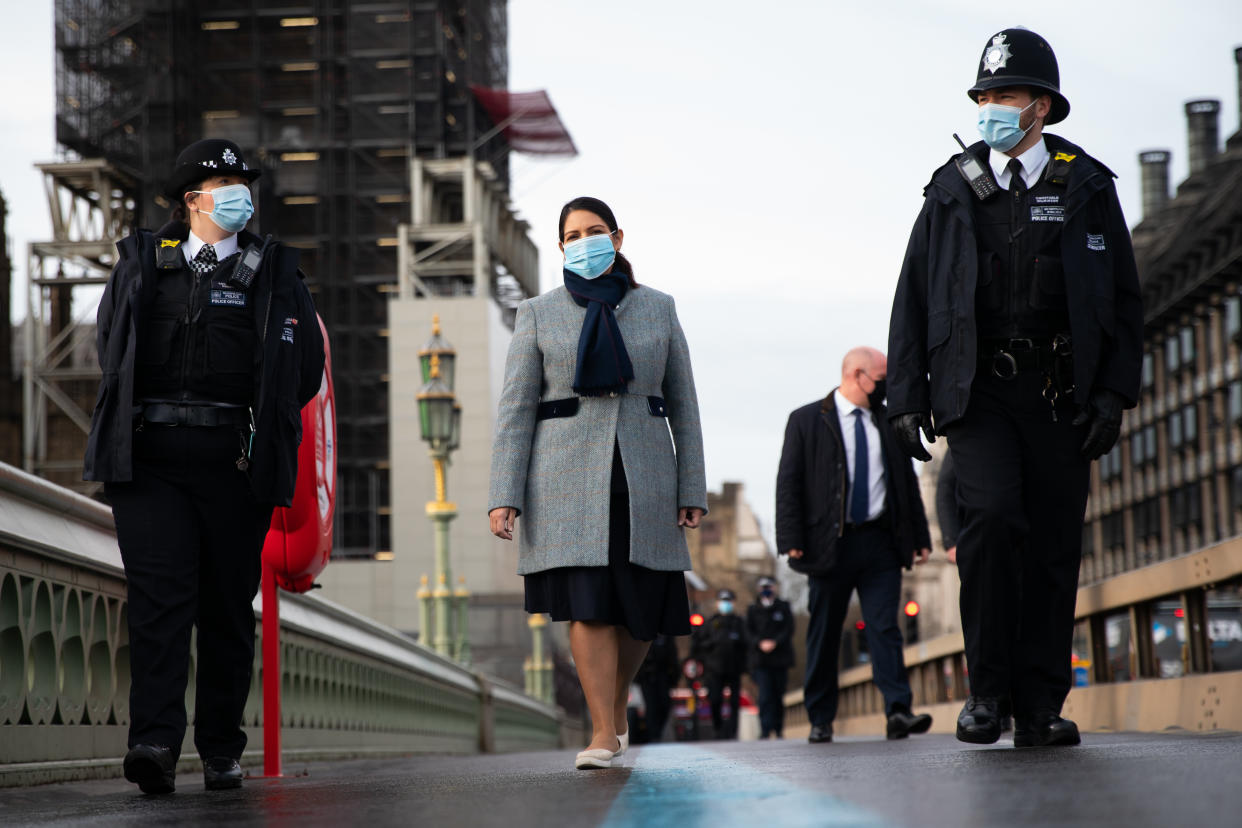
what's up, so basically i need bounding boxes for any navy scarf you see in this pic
[563,269,634,397]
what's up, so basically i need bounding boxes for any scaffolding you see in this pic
[53,1,513,555]
[23,160,136,493]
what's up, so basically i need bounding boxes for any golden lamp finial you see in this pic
[432,314,441,335]
[430,352,441,379]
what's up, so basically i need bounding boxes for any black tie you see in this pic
[1007,158,1027,194]
[190,244,218,277]
[850,409,869,524]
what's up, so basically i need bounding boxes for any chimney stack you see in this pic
[1138,150,1171,220]
[1235,47,1242,129]
[1185,99,1221,175]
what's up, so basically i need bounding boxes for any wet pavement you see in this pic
[1,731,1239,827]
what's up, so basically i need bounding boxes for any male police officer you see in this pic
[691,589,748,739]
[887,28,1142,747]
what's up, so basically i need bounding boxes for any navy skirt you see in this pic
[524,447,691,642]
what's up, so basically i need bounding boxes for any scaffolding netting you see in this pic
[471,88,578,156]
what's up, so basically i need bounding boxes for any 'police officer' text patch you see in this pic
[210,289,248,307]
[1030,206,1065,222]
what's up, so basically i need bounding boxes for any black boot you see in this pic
[886,703,934,739]
[1013,710,1081,747]
[124,744,176,795]
[203,757,245,790]
[955,696,1002,744]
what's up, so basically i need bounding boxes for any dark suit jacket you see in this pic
[775,390,931,575]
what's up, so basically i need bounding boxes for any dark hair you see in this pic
[558,196,638,288]
[170,179,206,226]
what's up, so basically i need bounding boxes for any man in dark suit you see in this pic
[776,346,934,743]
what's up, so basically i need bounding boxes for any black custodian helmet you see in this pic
[164,138,261,201]
[967,27,1070,125]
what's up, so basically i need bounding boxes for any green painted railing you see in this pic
[0,462,572,787]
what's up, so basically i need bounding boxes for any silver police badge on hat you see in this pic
[982,32,1012,74]
[222,148,238,165]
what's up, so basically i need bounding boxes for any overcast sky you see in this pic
[2,2,1240,539]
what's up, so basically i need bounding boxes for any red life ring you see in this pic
[262,313,336,592]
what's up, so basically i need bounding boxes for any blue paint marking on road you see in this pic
[600,743,891,828]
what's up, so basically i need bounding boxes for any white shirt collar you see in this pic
[989,136,1049,190]
[183,229,240,267]
[834,388,864,419]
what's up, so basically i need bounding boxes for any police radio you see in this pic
[952,133,999,201]
[229,234,271,289]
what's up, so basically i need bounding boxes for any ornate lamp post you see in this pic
[417,316,459,658]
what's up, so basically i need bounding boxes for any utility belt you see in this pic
[137,401,251,428]
[535,395,668,421]
[977,334,1074,387]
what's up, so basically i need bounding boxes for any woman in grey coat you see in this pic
[489,196,707,769]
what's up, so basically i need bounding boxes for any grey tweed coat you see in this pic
[488,284,707,575]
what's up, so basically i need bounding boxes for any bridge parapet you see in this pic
[0,462,573,787]
[784,535,1242,736]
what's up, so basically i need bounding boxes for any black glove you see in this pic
[892,412,935,462]
[1073,388,1126,461]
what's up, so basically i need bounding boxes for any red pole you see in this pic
[261,559,282,778]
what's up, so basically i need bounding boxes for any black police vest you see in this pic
[972,164,1071,340]
[134,248,257,405]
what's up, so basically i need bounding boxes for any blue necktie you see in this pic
[850,409,869,524]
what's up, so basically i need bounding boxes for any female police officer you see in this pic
[84,138,324,794]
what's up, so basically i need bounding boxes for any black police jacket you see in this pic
[887,134,1143,429]
[691,613,748,678]
[775,391,931,575]
[83,222,325,506]
[745,598,795,671]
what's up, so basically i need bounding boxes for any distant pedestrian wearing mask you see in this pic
[746,577,794,739]
[776,347,934,743]
[489,196,707,770]
[692,589,748,739]
[84,139,323,794]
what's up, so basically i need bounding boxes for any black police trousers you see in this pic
[106,424,273,761]
[705,672,741,738]
[944,370,1090,715]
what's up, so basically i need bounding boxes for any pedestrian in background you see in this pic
[887,28,1142,747]
[488,196,707,770]
[84,139,324,794]
[692,589,748,739]
[746,576,794,739]
[776,346,934,744]
[632,633,680,743]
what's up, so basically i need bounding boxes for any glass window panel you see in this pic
[1184,406,1197,443]
[1165,337,1179,372]
[1132,433,1144,465]
[1142,352,1155,388]
[1152,600,1187,678]
[1169,415,1182,448]
[1180,326,1195,364]
[1144,426,1157,460]
[1206,580,1242,673]
[1105,612,1135,682]
[1231,382,1242,424]
[1226,297,1242,341]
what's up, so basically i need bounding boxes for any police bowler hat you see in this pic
[164,139,261,201]
[717,588,736,601]
[967,28,1070,125]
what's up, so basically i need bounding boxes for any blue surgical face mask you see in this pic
[717,600,734,615]
[193,183,254,233]
[563,232,617,279]
[976,99,1039,152]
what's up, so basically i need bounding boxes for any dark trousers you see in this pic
[752,666,788,737]
[804,523,911,727]
[705,673,741,738]
[945,372,1090,715]
[637,673,671,742]
[106,425,273,761]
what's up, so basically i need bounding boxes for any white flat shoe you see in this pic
[615,730,629,757]
[574,748,614,770]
